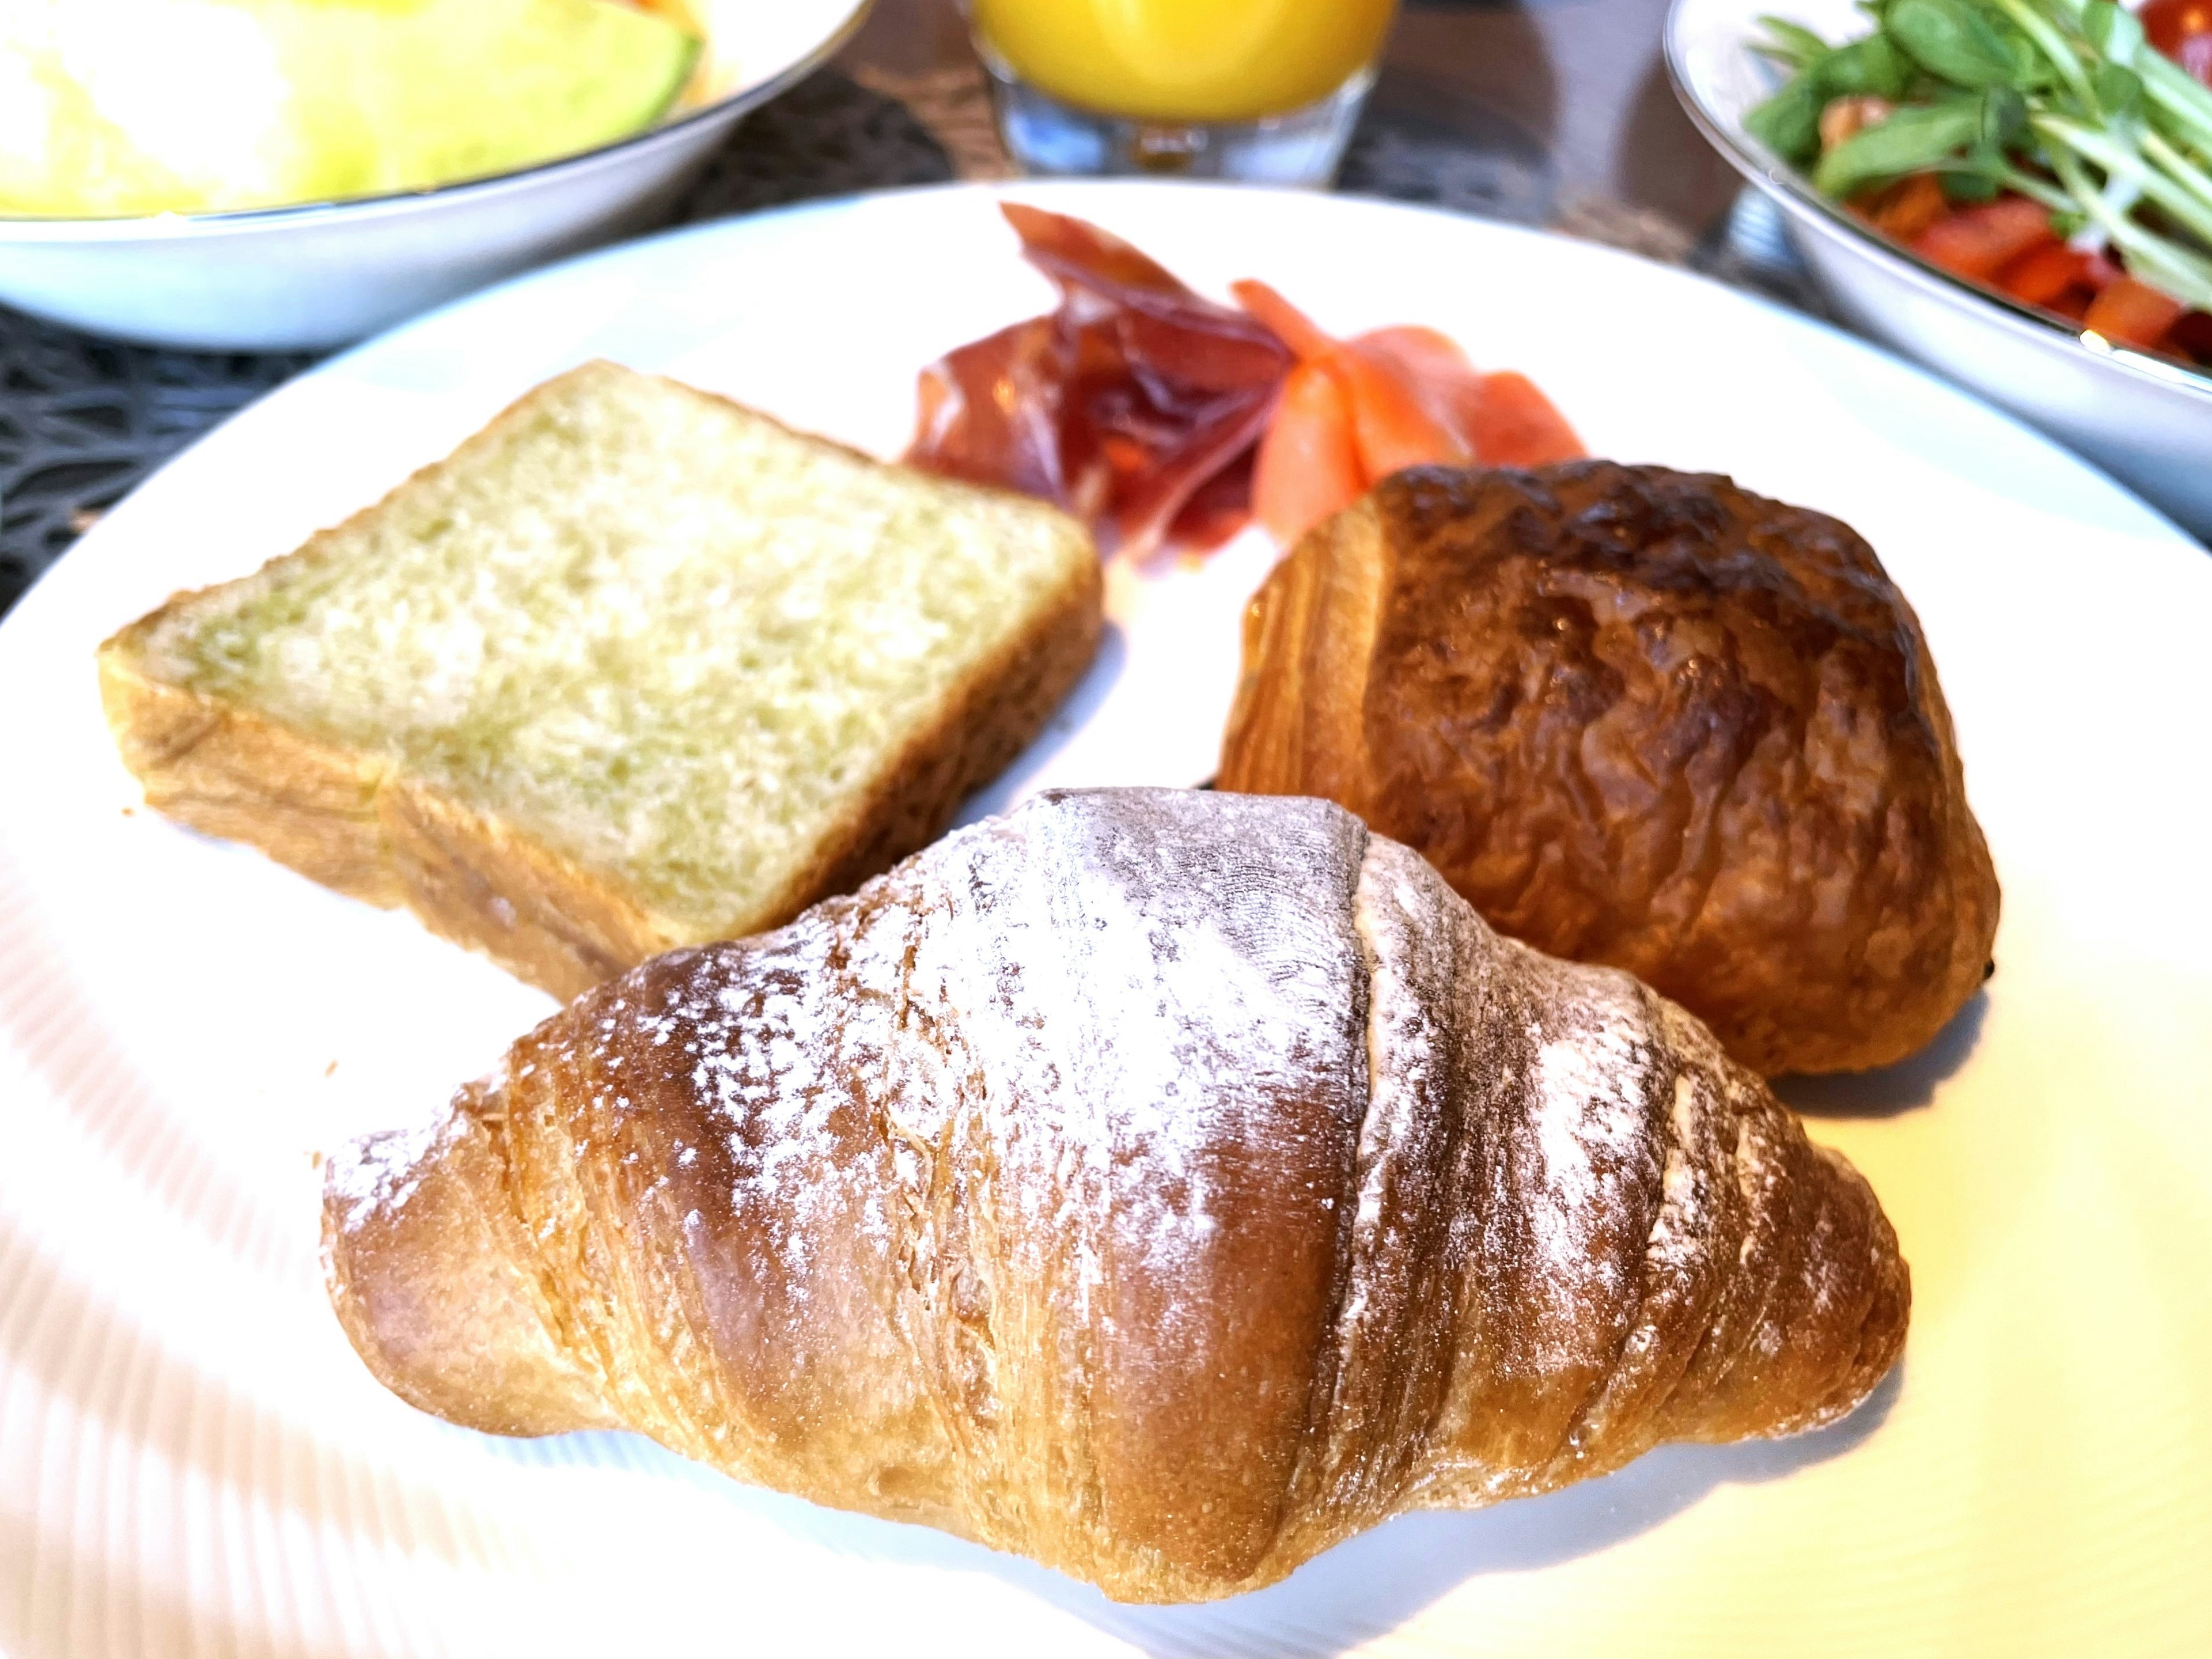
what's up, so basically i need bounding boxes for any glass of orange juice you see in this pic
[967,0,1400,185]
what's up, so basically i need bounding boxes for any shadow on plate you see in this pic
[1773,990,1986,1119]
[552,1363,1902,1658]
[1055,1365,1903,1656]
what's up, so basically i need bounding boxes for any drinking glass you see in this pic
[966,0,1400,186]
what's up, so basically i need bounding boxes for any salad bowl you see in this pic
[0,0,872,351]
[1667,0,2212,539]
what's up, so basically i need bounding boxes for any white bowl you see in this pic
[1666,0,2212,539]
[0,0,872,352]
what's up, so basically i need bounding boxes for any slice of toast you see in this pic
[99,360,1101,998]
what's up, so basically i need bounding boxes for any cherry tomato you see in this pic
[1909,197,2059,282]
[2083,277,2187,351]
[2142,0,2212,84]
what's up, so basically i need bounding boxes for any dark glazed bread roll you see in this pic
[1218,461,1999,1076]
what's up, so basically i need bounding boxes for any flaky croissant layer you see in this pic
[324,789,1908,1603]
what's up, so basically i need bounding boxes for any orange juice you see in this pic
[971,0,1399,124]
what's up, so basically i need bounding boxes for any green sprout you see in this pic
[1748,0,2212,313]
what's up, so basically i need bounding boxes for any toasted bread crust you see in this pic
[97,646,399,907]
[100,550,1100,998]
[98,637,675,993]
[98,368,1105,999]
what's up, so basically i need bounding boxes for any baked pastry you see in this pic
[100,361,1101,998]
[1218,461,1999,1076]
[324,787,1909,1604]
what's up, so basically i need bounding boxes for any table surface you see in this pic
[0,0,1817,618]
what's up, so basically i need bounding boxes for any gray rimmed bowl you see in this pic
[0,0,872,352]
[1667,0,2212,537]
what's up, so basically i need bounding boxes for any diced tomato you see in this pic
[2165,309,2212,365]
[2082,276,2187,350]
[2046,248,2129,319]
[2143,0,2212,46]
[1253,361,1366,546]
[1910,198,2059,282]
[1859,174,1951,242]
[1995,243,2093,308]
[2143,0,2212,85]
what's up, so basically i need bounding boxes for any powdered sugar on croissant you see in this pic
[324,789,1907,1603]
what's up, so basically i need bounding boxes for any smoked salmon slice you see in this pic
[1253,361,1365,549]
[1233,284,1585,544]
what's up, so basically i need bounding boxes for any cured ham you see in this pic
[907,204,1290,556]
[906,207,1585,556]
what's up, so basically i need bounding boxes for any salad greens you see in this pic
[1748,0,2212,308]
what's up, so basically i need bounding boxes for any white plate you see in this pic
[1666,0,2212,539]
[2,181,2209,1658]
[0,0,872,351]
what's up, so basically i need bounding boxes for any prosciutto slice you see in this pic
[906,205,1292,557]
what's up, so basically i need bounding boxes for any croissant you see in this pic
[323,788,1908,1604]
